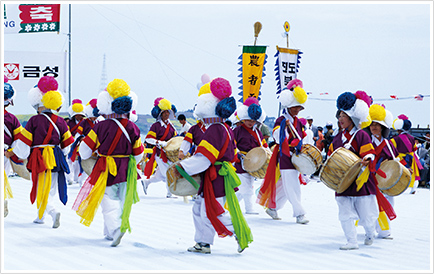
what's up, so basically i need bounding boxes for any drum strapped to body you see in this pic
[163,136,184,163]
[376,160,411,196]
[11,159,30,180]
[242,147,272,179]
[81,154,98,176]
[291,144,323,175]
[319,147,362,193]
[166,160,200,196]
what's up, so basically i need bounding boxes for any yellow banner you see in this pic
[241,46,267,102]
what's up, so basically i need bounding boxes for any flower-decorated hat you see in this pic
[84,98,99,118]
[279,79,308,110]
[336,90,372,129]
[97,79,138,116]
[151,97,177,120]
[367,104,393,138]
[4,75,15,106]
[236,97,266,123]
[68,99,86,118]
[194,77,236,121]
[28,76,64,111]
[393,114,412,132]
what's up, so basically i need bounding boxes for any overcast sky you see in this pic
[3,1,432,128]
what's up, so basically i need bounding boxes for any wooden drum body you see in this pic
[163,136,184,163]
[11,159,30,180]
[291,144,323,175]
[376,160,411,196]
[319,147,362,193]
[166,161,201,196]
[242,147,272,179]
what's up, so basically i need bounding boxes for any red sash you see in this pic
[144,122,172,178]
[28,114,58,204]
[70,122,80,135]
[203,123,233,237]
[257,144,280,208]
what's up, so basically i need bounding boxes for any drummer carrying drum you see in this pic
[364,104,400,240]
[233,97,268,215]
[142,97,178,198]
[256,79,310,224]
[327,91,379,250]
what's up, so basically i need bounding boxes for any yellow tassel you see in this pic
[4,170,13,199]
[356,166,370,191]
[355,220,359,227]
[378,211,390,230]
[37,147,56,219]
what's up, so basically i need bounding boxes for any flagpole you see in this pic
[68,4,71,106]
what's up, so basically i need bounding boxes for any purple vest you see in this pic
[4,111,21,147]
[275,115,304,170]
[233,125,263,174]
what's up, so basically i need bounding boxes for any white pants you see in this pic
[66,158,80,183]
[336,195,379,244]
[236,173,256,212]
[146,156,172,195]
[4,156,13,176]
[273,169,306,217]
[376,195,394,237]
[101,182,126,239]
[32,172,59,221]
[192,196,234,245]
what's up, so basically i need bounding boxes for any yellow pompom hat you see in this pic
[279,79,308,110]
[97,79,138,116]
[67,99,86,118]
[28,76,64,111]
[367,104,393,138]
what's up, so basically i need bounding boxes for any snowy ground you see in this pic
[2,174,432,272]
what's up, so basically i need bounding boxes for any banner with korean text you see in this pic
[3,4,61,34]
[4,51,67,109]
[237,46,268,103]
[274,46,302,97]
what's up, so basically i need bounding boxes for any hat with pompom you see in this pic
[279,79,308,110]
[336,90,372,129]
[4,75,15,106]
[130,110,138,123]
[367,104,393,138]
[151,97,177,120]
[27,76,64,111]
[194,77,236,120]
[236,97,266,123]
[84,98,99,118]
[392,114,412,131]
[97,79,138,116]
[68,99,86,118]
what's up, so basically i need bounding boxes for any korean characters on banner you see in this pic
[274,46,302,97]
[238,46,268,103]
[4,51,67,107]
[3,4,61,34]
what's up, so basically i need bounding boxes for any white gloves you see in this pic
[157,140,168,148]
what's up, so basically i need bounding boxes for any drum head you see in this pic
[337,160,362,193]
[11,159,30,180]
[376,160,411,196]
[82,156,97,176]
[292,154,317,175]
[165,136,184,151]
[243,147,267,173]
[166,161,200,196]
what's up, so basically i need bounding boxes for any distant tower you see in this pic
[99,54,108,92]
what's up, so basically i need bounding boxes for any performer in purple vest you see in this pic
[233,97,268,215]
[142,97,178,198]
[66,99,86,185]
[74,79,144,247]
[257,79,310,224]
[176,77,253,254]
[326,90,379,250]
[71,98,102,187]
[3,76,24,218]
[364,104,399,240]
[391,114,422,194]
[14,76,74,229]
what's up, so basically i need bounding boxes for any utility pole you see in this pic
[99,54,108,92]
[68,4,71,106]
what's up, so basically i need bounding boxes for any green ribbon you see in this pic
[215,161,253,251]
[120,155,140,233]
[175,165,200,190]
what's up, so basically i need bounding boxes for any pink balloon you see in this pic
[201,74,210,84]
